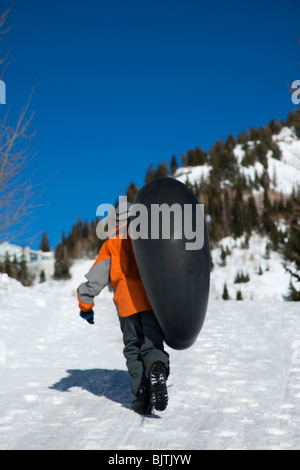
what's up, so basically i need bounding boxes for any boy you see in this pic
[77,204,170,415]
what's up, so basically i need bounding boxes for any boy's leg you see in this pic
[139,310,169,411]
[119,313,148,396]
[139,310,170,380]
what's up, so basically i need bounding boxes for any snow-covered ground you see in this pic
[1,258,300,450]
[210,233,294,301]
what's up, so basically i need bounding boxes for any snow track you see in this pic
[0,265,300,450]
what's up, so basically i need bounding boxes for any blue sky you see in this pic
[1,0,300,249]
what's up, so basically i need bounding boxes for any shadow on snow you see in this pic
[49,368,133,409]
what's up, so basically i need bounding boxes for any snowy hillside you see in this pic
[210,233,296,301]
[174,124,300,299]
[1,261,300,450]
[175,126,300,195]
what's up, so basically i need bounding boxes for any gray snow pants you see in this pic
[119,310,170,396]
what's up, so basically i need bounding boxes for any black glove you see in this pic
[79,310,94,324]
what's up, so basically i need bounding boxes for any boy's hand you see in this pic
[79,310,95,324]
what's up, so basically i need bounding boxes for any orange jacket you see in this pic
[77,226,152,317]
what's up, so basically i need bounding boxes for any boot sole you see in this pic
[150,367,168,411]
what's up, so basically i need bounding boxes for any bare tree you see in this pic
[0,2,12,79]
[0,2,38,243]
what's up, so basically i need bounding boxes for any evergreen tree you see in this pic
[236,290,243,300]
[3,252,13,278]
[246,195,258,231]
[255,141,268,168]
[269,223,280,249]
[268,118,283,135]
[40,232,50,252]
[170,155,178,175]
[54,216,104,262]
[1,251,34,286]
[284,190,300,284]
[187,147,207,166]
[231,181,244,238]
[222,283,229,300]
[225,134,236,152]
[234,271,250,284]
[18,251,28,285]
[209,139,238,182]
[206,177,224,241]
[145,161,169,182]
[286,109,300,137]
[241,144,256,167]
[156,161,169,178]
[261,184,275,234]
[17,250,34,286]
[82,221,89,239]
[11,254,19,280]
[237,130,247,144]
[222,189,232,235]
[247,127,261,141]
[39,269,46,283]
[145,164,156,183]
[265,242,271,260]
[220,246,228,267]
[286,280,300,301]
[126,182,139,203]
[258,125,273,147]
[54,238,71,280]
[181,153,188,167]
[269,141,282,160]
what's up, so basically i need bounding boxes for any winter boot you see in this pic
[150,362,168,412]
[130,387,152,415]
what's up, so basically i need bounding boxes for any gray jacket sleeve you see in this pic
[77,258,111,310]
